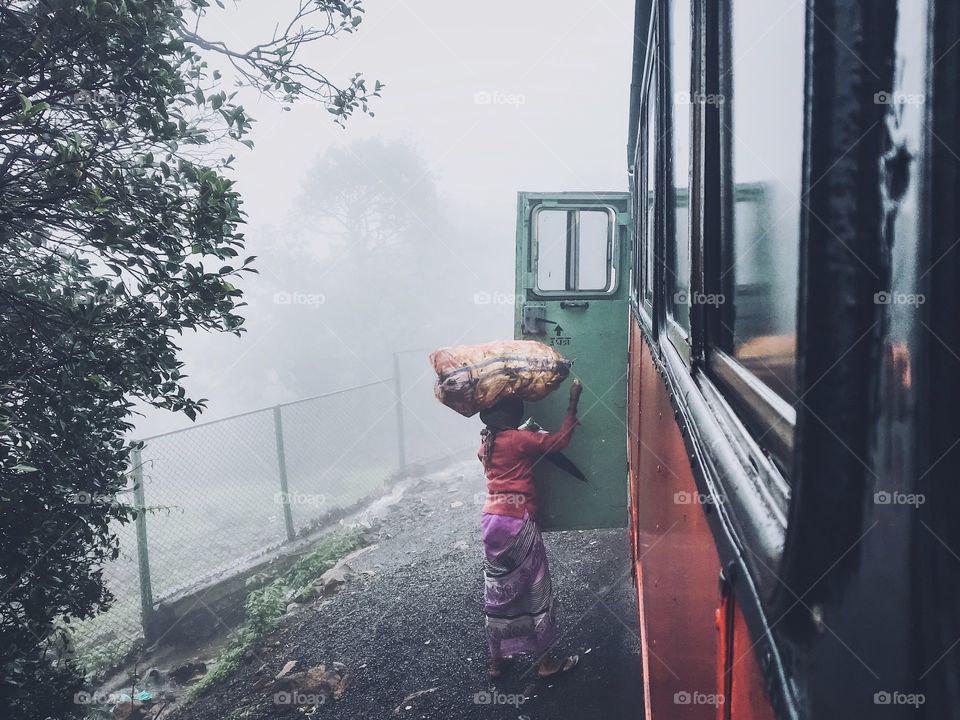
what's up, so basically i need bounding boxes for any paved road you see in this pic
[173,461,643,720]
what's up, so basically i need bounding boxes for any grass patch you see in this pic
[75,635,142,681]
[186,529,369,699]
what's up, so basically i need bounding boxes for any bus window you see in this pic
[631,121,645,308]
[534,207,615,294]
[536,209,568,291]
[668,0,693,337]
[643,67,656,308]
[631,173,641,305]
[632,95,655,310]
[722,0,805,404]
[578,210,612,290]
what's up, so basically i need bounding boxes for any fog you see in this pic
[133,0,634,438]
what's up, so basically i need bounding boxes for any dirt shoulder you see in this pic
[170,460,642,720]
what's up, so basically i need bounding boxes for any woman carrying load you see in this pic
[477,378,583,679]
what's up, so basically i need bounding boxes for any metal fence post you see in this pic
[131,446,156,643]
[274,405,296,541]
[392,352,407,472]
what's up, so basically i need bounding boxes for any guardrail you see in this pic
[71,349,480,673]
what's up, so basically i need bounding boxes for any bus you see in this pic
[514,0,960,717]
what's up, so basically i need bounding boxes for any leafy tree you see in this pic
[0,1,379,716]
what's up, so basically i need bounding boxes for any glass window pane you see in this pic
[670,0,692,333]
[577,210,610,290]
[537,209,568,291]
[536,209,612,293]
[727,0,804,402]
[633,126,644,305]
[644,65,657,302]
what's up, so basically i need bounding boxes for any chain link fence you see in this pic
[71,350,480,673]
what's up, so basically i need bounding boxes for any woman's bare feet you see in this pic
[537,653,579,677]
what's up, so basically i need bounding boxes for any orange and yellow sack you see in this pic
[429,340,571,417]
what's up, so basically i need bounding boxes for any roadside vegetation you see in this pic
[187,530,368,699]
[186,528,369,699]
[0,2,379,717]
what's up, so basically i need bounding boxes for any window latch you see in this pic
[521,305,547,335]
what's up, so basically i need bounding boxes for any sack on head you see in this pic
[429,340,570,417]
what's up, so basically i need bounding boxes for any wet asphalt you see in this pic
[171,460,643,720]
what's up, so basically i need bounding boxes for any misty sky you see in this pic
[135,0,635,437]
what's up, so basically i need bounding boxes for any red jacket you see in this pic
[478,411,578,519]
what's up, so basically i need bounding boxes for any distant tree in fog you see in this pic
[253,138,508,391]
[0,1,380,715]
[300,140,436,268]
[162,138,513,413]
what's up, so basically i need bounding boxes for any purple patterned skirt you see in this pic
[481,511,558,659]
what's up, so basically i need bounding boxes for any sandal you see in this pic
[488,658,506,678]
[537,653,579,678]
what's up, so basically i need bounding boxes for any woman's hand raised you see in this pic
[568,379,583,412]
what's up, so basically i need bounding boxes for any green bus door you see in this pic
[514,192,631,530]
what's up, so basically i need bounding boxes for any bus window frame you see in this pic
[701,0,799,474]
[629,169,641,307]
[663,0,696,363]
[635,0,796,501]
[635,112,648,307]
[626,0,918,713]
[531,204,620,298]
[633,19,658,329]
[643,0,795,596]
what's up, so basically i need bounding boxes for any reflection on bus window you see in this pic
[726,0,804,402]
[670,0,692,334]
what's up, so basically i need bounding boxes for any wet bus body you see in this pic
[514,0,960,718]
